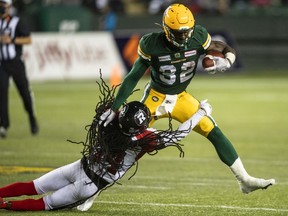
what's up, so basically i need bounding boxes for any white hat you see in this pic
[0,0,12,5]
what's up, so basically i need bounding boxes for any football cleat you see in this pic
[240,177,276,194]
[29,117,39,135]
[0,197,11,210]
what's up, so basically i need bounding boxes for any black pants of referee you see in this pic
[0,58,38,133]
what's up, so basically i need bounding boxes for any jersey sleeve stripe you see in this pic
[138,45,151,61]
[202,33,212,50]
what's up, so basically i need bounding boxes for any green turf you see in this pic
[1,72,288,216]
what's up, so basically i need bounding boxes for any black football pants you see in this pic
[0,59,35,129]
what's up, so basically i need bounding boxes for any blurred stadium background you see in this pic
[12,0,288,81]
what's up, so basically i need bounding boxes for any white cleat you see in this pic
[240,177,276,194]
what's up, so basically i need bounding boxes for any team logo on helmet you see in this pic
[119,105,128,116]
[134,110,147,126]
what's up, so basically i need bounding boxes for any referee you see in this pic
[0,0,38,138]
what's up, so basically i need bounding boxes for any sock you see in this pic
[230,157,250,182]
[0,181,38,198]
[3,198,45,211]
[207,126,238,166]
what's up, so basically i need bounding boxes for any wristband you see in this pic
[225,52,236,65]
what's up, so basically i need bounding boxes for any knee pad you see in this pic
[193,116,215,137]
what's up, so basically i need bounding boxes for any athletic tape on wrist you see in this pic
[225,52,236,65]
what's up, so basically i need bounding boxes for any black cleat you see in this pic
[29,118,39,135]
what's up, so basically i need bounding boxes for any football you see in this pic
[202,50,225,69]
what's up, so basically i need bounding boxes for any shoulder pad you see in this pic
[138,32,163,61]
[193,25,211,50]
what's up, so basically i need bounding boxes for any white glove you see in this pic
[77,196,96,211]
[99,109,116,127]
[204,55,217,74]
[200,99,212,116]
[204,65,217,74]
[214,57,231,72]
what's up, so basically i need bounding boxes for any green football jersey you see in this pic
[138,25,211,94]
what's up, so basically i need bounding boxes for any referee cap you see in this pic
[0,0,12,5]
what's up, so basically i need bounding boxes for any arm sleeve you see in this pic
[162,109,206,145]
[177,109,206,133]
[111,57,149,111]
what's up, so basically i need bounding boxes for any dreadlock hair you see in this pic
[78,71,138,182]
[147,113,186,158]
[69,70,188,184]
[81,71,123,175]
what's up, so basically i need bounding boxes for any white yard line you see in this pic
[122,185,171,190]
[96,201,288,213]
[142,157,288,165]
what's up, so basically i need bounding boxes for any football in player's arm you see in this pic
[100,3,275,194]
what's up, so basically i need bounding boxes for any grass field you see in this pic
[1,72,288,216]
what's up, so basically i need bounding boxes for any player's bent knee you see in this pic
[193,116,215,137]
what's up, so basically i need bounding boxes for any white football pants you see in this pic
[33,159,98,210]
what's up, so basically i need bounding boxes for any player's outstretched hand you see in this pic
[100,109,116,127]
[200,99,212,116]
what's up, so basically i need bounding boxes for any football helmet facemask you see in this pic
[162,4,195,48]
[118,101,151,135]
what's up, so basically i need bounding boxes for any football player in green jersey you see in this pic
[100,3,275,194]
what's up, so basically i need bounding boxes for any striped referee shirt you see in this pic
[0,15,30,61]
